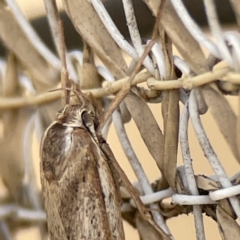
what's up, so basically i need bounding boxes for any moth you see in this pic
[40,91,125,240]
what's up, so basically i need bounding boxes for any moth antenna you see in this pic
[49,87,86,106]
[67,85,86,107]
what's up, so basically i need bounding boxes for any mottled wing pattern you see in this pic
[40,122,70,240]
[40,122,124,240]
[89,136,124,240]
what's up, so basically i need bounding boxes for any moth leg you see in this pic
[82,111,99,144]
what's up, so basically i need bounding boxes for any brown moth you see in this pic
[40,92,125,240]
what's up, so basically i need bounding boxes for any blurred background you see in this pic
[0,0,239,239]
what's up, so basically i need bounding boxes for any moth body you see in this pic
[40,98,125,240]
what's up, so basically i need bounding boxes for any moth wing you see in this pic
[62,128,125,240]
[40,122,73,239]
[59,130,115,239]
[40,174,68,240]
[94,144,125,240]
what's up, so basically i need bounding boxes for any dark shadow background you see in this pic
[0,0,237,56]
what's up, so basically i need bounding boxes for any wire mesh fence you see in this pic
[0,0,240,239]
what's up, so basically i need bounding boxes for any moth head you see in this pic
[56,103,100,129]
[55,87,102,128]
[83,92,102,122]
[56,104,86,127]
